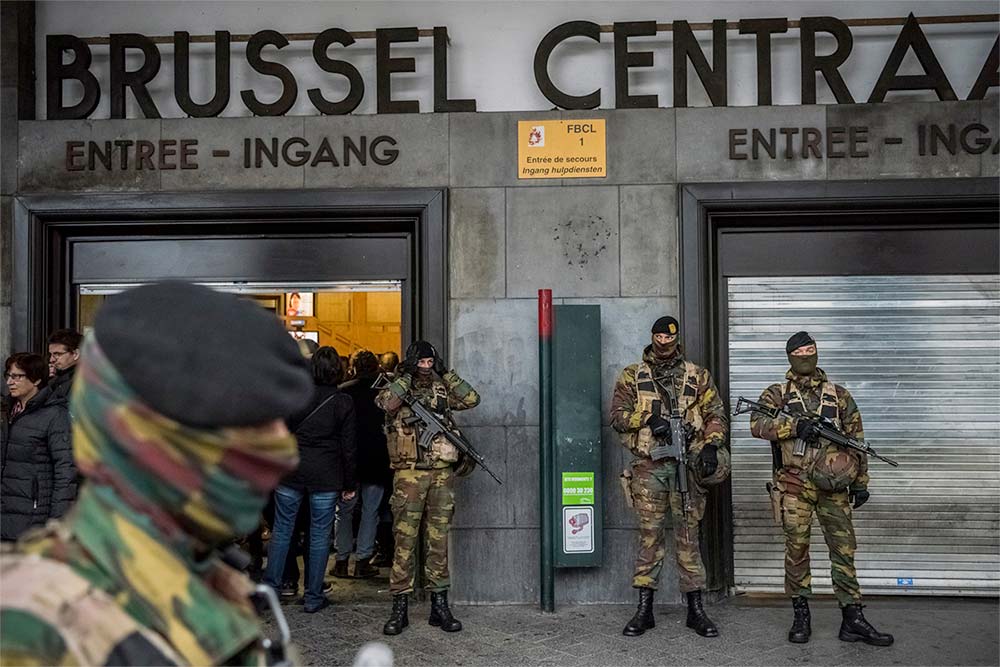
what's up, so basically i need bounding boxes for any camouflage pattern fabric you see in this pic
[376,370,480,470]
[750,366,867,606]
[782,479,861,606]
[629,458,707,592]
[610,346,725,592]
[610,346,728,453]
[749,367,868,491]
[0,335,298,665]
[388,468,456,594]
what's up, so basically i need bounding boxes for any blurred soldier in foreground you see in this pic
[375,341,480,636]
[611,316,730,638]
[750,331,892,647]
[0,282,313,665]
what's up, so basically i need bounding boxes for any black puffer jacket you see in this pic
[340,373,390,486]
[283,384,357,493]
[1,387,77,541]
[47,365,77,402]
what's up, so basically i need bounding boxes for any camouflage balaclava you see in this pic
[650,316,680,360]
[71,336,299,548]
[786,331,818,376]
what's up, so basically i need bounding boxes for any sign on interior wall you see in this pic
[44,14,998,119]
[518,119,607,179]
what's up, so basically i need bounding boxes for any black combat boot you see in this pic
[686,590,719,637]
[839,604,894,646]
[382,594,409,635]
[622,587,655,636]
[429,591,463,632]
[788,596,811,643]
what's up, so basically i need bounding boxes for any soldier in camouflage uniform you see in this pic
[375,340,480,636]
[0,282,313,665]
[750,331,893,647]
[610,316,729,638]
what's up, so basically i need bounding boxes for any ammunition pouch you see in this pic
[620,467,635,508]
[429,434,460,464]
[386,422,418,469]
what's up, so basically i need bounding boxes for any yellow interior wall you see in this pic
[287,291,401,358]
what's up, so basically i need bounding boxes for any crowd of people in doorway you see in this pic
[1,318,403,615]
[1,329,83,541]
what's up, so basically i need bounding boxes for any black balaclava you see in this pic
[650,316,680,360]
[785,331,818,376]
[405,340,437,376]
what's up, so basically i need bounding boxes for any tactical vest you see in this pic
[386,375,459,470]
[777,380,859,492]
[623,361,702,459]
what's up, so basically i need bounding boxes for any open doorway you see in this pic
[76,279,403,602]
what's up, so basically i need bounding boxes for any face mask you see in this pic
[651,338,678,358]
[788,353,818,376]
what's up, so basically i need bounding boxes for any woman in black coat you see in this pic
[263,346,356,612]
[1,353,77,541]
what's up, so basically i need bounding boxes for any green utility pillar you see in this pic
[551,304,603,569]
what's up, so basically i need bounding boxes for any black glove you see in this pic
[849,488,870,509]
[698,444,719,477]
[433,356,447,375]
[795,417,822,443]
[646,413,671,439]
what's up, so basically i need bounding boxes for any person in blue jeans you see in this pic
[332,351,391,579]
[265,346,357,612]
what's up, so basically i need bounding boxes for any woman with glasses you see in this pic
[1,353,77,541]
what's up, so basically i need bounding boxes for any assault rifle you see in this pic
[373,374,504,485]
[733,397,898,467]
[648,398,691,538]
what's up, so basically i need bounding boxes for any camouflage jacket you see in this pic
[749,368,869,490]
[610,346,728,457]
[375,369,480,469]
[0,486,272,666]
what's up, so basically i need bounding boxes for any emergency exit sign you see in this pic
[518,119,607,179]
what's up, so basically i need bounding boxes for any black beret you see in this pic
[651,316,679,335]
[786,331,816,354]
[94,281,313,428]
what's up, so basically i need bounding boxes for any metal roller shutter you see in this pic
[728,275,1000,597]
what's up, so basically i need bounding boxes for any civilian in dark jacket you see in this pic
[46,329,83,402]
[1,353,77,541]
[333,350,391,579]
[264,346,356,612]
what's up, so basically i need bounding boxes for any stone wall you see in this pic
[9,97,999,603]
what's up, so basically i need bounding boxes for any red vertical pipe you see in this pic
[538,288,554,612]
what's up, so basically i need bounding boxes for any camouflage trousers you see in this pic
[389,467,456,594]
[629,459,707,592]
[782,478,861,606]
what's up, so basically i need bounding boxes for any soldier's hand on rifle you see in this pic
[795,417,822,443]
[698,444,719,477]
[849,488,870,509]
[646,413,671,439]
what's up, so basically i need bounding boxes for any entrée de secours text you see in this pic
[526,155,599,163]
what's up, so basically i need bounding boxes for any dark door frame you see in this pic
[12,188,448,355]
[678,177,1000,593]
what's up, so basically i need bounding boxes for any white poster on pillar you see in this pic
[563,506,594,554]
